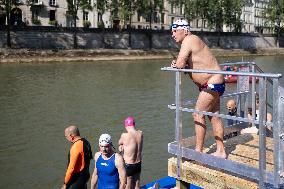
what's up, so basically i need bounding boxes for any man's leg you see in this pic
[208,96,226,158]
[194,91,215,152]
[126,176,134,189]
[133,173,140,189]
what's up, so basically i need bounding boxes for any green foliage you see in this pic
[264,0,284,31]
[83,20,91,27]
[66,0,93,17]
[32,18,41,25]
[168,0,245,32]
[48,20,58,26]
[98,20,105,28]
[0,0,15,17]
[96,0,111,14]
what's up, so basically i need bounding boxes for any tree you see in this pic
[66,0,92,48]
[264,0,284,46]
[168,0,245,32]
[223,0,244,32]
[168,0,198,21]
[0,0,14,48]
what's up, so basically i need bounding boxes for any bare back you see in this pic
[178,34,224,86]
[119,129,143,164]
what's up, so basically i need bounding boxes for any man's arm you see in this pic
[90,152,100,189]
[140,131,144,154]
[118,134,124,153]
[115,153,126,189]
[63,145,80,186]
[173,36,192,69]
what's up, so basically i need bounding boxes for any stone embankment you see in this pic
[1,48,284,63]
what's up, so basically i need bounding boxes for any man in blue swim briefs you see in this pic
[119,117,143,189]
[170,19,226,158]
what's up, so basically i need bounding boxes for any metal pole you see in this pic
[251,64,256,127]
[175,71,182,180]
[273,78,281,187]
[237,67,241,116]
[244,92,249,118]
[258,77,267,189]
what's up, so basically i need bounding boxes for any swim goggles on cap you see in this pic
[171,24,190,30]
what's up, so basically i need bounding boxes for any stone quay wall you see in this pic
[0,26,283,50]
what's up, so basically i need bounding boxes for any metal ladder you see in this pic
[161,62,284,188]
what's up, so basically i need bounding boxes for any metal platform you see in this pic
[162,62,284,189]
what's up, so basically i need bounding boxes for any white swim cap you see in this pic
[99,133,112,146]
[171,19,190,31]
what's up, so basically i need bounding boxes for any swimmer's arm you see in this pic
[118,134,125,153]
[90,152,100,189]
[139,131,144,156]
[175,37,192,69]
[115,153,127,189]
[267,112,272,122]
[64,145,80,185]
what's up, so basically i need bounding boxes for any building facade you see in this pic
[0,0,275,34]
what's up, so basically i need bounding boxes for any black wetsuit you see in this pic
[66,138,93,189]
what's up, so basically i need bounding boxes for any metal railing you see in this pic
[161,62,284,188]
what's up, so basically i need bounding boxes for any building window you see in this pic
[171,17,174,24]
[153,12,158,23]
[49,0,56,6]
[171,4,175,14]
[161,13,165,24]
[203,20,206,28]
[180,4,184,15]
[83,11,88,21]
[146,13,150,22]
[49,10,55,21]
[137,11,141,22]
[32,9,39,20]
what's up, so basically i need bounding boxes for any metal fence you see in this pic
[161,62,284,188]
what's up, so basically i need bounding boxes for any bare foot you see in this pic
[195,147,203,153]
[211,151,227,159]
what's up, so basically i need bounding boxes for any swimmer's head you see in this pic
[124,116,135,127]
[171,19,190,31]
[99,133,112,146]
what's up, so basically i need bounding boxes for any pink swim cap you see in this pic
[124,117,135,127]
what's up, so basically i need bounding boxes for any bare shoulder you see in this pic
[120,132,128,140]
[138,130,143,136]
[115,153,124,164]
[94,152,101,161]
[186,34,202,44]
[180,35,197,52]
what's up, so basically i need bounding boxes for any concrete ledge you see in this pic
[1,48,284,63]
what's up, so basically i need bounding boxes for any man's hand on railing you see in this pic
[171,60,177,68]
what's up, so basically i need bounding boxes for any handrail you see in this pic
[220,61,255,66]
[168,104,273,127]
[161,67,282,78]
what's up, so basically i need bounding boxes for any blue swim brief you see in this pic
[199,83,225,96]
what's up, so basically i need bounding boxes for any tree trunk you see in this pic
[6,9,11,48]
[149,5,152,49]
[73,15,77,49]
[128,2,132,48]
[276,21,280,47]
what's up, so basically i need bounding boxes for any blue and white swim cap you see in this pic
[171,19,190,31]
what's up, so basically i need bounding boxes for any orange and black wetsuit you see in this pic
[64,138,92,189]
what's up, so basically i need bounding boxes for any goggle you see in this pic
[171,24,190,29]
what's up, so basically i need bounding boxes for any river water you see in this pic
[0,56,283,189]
